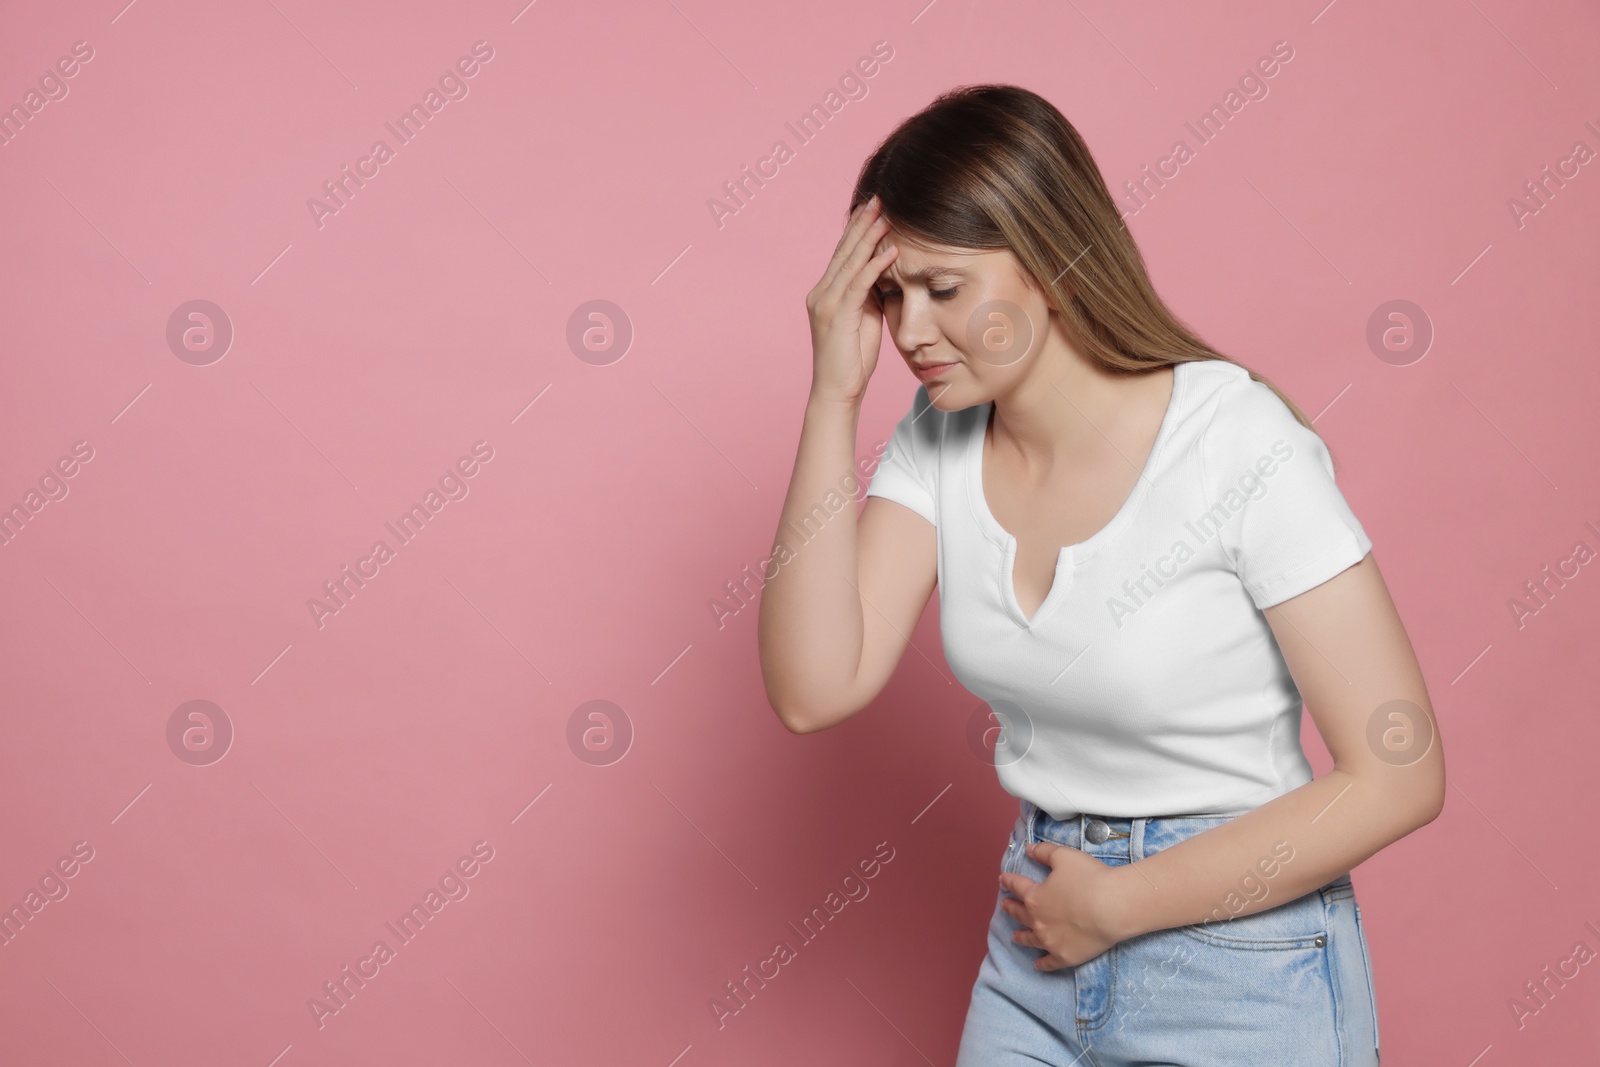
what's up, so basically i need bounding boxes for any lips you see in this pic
[912,361,960,379]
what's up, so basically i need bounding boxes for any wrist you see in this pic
[807,384,865,412]
[1103,863,1153,942]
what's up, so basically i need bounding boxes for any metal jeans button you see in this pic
[1084,818,1111,844]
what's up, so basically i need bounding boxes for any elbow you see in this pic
[1396,765,1447,832]
[767,689,854,735]
[770,699,820,735]
[1415,778,1446,827]
[1340,752,1445,835]
[759,641,820,734]
[771,699,809,734]
[759,659,859,735]
[760,664,841,735]
[761,675,816,734]
[1415,746,1448,827]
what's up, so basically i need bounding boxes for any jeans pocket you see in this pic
[1176,887,1329,951]
[1352,900,1381,1058]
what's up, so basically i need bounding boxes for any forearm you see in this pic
[757,390,869,726]
[1107,767,1436,942]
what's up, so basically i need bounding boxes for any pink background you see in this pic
[2,0,1598,1063]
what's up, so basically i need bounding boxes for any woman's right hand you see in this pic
[805,195,900,406]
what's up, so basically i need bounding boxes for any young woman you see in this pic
[757,85,1443,1065]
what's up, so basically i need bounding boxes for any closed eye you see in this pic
[874,286,960,301]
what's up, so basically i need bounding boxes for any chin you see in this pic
[923,383,968,410]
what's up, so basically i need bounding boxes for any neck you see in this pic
[989,346,1153,471]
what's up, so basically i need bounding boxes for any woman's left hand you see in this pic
[999,841,1134,970]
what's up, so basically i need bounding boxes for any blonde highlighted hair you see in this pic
[851,83,1330,452]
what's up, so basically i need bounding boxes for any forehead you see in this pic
[874,234,1008,281]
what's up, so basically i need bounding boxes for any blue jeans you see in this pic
[956,799,1381,1066]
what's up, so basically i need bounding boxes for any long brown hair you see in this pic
[850,83,1330,452]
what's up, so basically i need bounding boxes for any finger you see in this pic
[1030,839,1096,873]
[1011,929,1042,950]
[819,197,884,293]
[1035,954,1070,972]
[831,196,876,257]
[821,214,894,310]
[831,196,873,250]
[999,899,1035,930]
[1000,871,1038,896]
[998,870,1036,895]
[841,236,898,317]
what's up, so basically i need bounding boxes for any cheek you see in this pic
[968,309,1037,369]
[949,299,999,352]
[942,314,986,363]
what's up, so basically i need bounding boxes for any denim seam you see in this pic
[1352,900,1381,1059]
[1174,926,1328,950]
[1075,944,1118,1031]
[1071,1036,1109,1067]
[1320,891,1347,1067]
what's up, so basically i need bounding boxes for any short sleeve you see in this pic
[1206,376,1372,610]
[864,384,938,526]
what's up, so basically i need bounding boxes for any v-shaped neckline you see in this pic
[966,363,1185,630]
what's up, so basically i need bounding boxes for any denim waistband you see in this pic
[1018,797,1260,864]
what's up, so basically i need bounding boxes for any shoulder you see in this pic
[1183,362,1354,516]
[867,384,981,522]
[1187,360,1295,431]
[1190,361,1329,470]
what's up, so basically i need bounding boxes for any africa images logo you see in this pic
[306,41,496,230]
[1106,439,1295,627]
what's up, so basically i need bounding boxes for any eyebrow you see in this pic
[878,265,972,284]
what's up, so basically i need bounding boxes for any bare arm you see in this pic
[757,196,937,733]
[757,400,937,731]
[1105,552,1446,938]
[1002,552,1446,969]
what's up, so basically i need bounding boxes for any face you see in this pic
[870,229,1057,410]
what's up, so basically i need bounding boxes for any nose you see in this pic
[890,293,942,354]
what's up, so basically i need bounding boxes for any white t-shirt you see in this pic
[863,358,1373,820]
